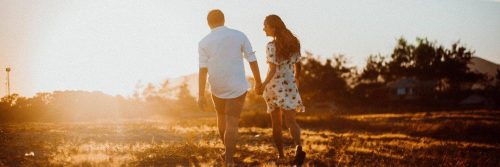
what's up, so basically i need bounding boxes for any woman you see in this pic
[260,14,306,165]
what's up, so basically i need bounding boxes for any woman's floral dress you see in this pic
[263,42,305,113]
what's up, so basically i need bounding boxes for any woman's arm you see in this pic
[262,63,277,88]
[294,63,301,88]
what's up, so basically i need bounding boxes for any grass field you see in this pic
[1,109,499,166]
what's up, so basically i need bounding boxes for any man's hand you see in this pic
[249,61,263,96]
[198,96,207,111]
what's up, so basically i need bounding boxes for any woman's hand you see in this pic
[295,78,300,89]
[294,63,301,89]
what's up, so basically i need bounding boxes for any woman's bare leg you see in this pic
[283,109,305,165]
[270,108,284,158]
[283,109,301,146]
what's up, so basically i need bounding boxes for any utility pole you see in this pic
[6,67,11,97]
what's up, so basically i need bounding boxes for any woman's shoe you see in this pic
[293,145,306,166]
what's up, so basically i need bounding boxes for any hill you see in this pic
[469,56,500,81]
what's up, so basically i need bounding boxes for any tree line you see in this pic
[298,37,499,111]
[1,37,499,122]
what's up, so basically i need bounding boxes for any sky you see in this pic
[1,0,499,97]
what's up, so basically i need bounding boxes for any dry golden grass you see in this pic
[0,110,499,166]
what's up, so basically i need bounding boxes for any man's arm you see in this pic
[199,68,208,98]
[241,33,263,94]
[198,41,209,110]
[249,61,262,94]
[198,67,208,110]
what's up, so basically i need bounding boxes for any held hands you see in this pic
[255,82,264,96]
[254,83,262,96]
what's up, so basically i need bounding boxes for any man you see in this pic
[197,9,262,165]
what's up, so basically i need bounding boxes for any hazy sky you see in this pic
[1,0,499,97]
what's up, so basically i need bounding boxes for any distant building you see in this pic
[459,94,495,108]
[386,77,435,100]
[387,78,418,100]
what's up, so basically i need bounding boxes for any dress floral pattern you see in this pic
[263,42,305,113]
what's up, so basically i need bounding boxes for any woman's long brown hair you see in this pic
[264,15,300,62]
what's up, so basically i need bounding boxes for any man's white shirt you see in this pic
[198,26,256,99]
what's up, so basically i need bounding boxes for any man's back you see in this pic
[198,26,256,99]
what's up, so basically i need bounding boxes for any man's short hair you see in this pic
[207,9,224,25]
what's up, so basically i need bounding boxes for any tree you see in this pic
[412,38,439,80]
[441,42,485,92]
[158,79,173,99]
[355,54,390,105]
[176,78,197,112]
[299,52,355,105]
[386,38,414,81]
[0,94,19,107]
[142,83,158,102]
[385,37,485,92]
[359,54,388,83]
